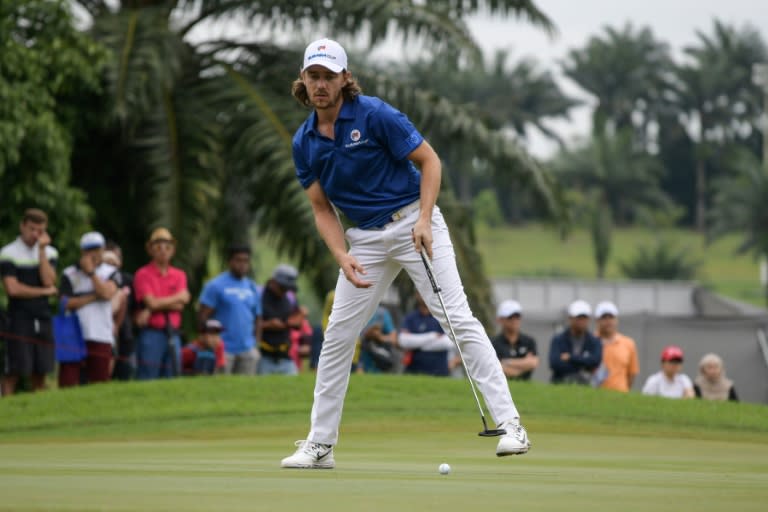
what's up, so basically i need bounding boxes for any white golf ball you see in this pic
[438,463,451,475]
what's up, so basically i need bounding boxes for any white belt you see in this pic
[390,200,421,222]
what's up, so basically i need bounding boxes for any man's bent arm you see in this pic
[305,181,372,288]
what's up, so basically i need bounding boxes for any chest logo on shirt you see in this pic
[345,129,369,149]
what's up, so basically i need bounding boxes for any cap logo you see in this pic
[350,129,361,142]
[318,45,326,50]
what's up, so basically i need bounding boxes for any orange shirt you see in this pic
[599,332,639,392]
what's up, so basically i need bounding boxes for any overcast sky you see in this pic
[374,0,768,157]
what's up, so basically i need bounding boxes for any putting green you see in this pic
[1,429,766,512]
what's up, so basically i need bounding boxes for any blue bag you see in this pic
[53,298,86,363]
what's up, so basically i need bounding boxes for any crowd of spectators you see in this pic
[0,208,739,402]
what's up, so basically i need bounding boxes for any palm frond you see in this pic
[92,7,186,131]
[359,71,569,227]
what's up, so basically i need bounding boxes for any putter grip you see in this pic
[420,251,441,293]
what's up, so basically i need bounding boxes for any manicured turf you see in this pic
[0,376,767,511]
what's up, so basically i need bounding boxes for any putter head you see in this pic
[478,428,507,437]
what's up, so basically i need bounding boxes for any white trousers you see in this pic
[308,206,520,445]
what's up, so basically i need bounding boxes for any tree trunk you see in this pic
[695,156,707,233]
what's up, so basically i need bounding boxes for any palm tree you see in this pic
[551,130,672,277]
[562,23,674,146]
[710,152,768,307]
[672,20,767,233]
[402,49,578,217]
[68,1,564,323]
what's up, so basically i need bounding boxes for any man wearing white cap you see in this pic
[283,38,531,468]
[59,232,119,387]
[594,301,639,392]
[491,300,539,381]
[548,300,602,384]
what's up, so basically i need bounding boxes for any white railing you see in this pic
[756,328,768,370]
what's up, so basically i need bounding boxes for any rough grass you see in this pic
[476,224,764,306]
[1,375,767,441]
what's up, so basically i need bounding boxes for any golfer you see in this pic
[281,38,530,469]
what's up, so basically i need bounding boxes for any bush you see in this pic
[620,238,701,280]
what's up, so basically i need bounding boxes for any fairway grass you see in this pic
[1,376,767,511]
[1,432,766,512]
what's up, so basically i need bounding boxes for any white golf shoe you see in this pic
[495,421,531,456]
[280,440,335,469]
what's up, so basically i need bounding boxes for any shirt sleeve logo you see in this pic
[350,129,361,142]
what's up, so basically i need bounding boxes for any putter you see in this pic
[419,250,506,437]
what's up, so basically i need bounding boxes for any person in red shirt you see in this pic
[133,228,190,379]
[182,319,226,375]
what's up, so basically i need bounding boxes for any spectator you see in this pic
[198,245,262,375]
[133,228,190,380]
[359,305,397,373]
[58,232,119,387]
[594,301,639,392]
[288,306,313,372]
[0,208,58,396]
[103,243,135,381]
[258,264,301,375]
[397,293,452,376]
[642,345,695,399]
[491,300,539,381]
[182,318,226,376]
[549,300,602,384]
[694,353,738,401]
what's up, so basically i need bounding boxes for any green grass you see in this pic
[1,376,767,511]
[476,224,765,306]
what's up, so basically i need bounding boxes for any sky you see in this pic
[372,0,768,157]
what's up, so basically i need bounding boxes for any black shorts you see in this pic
[3,312,54,377]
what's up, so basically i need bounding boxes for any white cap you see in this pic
[80,231,105,250]
[568,299,592,317]
[302,38,348,73]
[496,300,522,318]
[595,301,619,318]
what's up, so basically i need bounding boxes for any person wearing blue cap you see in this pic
[58,231,119,387]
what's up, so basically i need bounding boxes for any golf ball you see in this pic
[438,463,451,475]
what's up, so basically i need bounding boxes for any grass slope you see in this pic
[476,225,763,306]
[1,376,767,512]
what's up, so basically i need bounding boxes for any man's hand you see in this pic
[135,309,150,327]
[42,285,58,297]
[560,352,571,362]
[338,253,372,288]
[411,219,433,259]
[38,231,51,249]
[79,253,96,274]
[363,324,382,341]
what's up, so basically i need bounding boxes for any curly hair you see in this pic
[291,74,363,107]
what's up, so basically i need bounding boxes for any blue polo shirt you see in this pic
[293,95,423,228]
[199,272,261,355]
